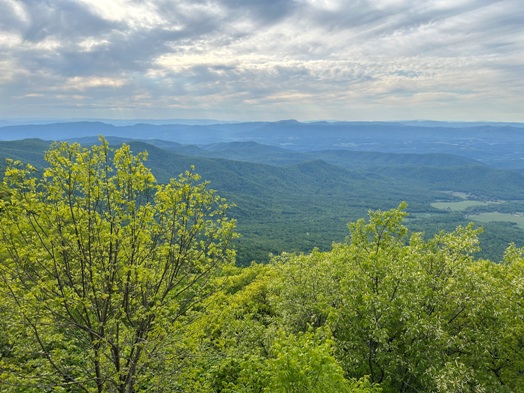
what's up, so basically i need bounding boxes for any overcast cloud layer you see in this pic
[0,0,522,121]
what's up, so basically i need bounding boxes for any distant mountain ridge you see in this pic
[1,120,523,171]
[2,121,524,264]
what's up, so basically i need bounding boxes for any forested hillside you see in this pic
[1,134,524,264]
[2,120,524,171]
[1,139,522,391]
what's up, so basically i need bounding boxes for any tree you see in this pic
[270,204,523,392]
[0,138,237,392]
[171,262,379,393]
[263,328,380,393]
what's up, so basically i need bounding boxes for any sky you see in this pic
[0,0,523,122]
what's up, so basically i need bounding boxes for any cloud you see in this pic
[0,0,522,121]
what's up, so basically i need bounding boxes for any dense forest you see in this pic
[1,126,524,265]
[1,139,523,392]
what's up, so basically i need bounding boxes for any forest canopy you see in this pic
[0,139,523,392]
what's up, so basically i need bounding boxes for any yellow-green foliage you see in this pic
[270,204,524,392]
[1,140,523,392]
[0,138,237,392]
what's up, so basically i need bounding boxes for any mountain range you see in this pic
[1,120,523,264]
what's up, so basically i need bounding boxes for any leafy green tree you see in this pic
[208,326,380,393]
[271,203,523,392]
[165,262,276,392]
[0,139,237,392]
[263,328,380,393]
[169,261,379,393]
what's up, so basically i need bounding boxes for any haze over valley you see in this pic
[1,119,524,264]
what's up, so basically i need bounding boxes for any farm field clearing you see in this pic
[467,212,524,230]
[431,200,495,211]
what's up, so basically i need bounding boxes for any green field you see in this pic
[467,212,524,230]
[431,200,492,211]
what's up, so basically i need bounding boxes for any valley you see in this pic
[1,120,523,265]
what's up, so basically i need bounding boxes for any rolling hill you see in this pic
[1,128,524,264]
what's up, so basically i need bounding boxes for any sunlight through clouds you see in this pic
[0,0,522,121]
